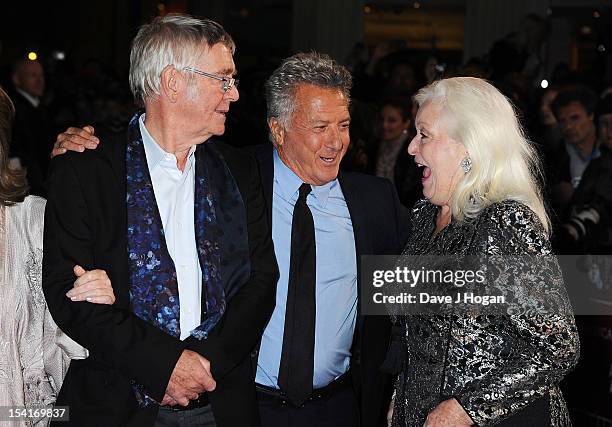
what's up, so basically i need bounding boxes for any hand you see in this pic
[424,398,473,427]
[66,265,116,304]
[387,398,394,427]
[161,394,178,406]
[51,125,99,157]
[164,350,216,406]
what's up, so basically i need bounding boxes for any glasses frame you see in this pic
[183,66,238,93]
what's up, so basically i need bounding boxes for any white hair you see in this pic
[414,77,550,233]
[129,14,235,106]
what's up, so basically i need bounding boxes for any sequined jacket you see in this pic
[389,199,580,426]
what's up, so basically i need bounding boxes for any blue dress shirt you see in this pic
[256,149,357,389]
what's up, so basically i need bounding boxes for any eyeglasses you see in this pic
[183,66,238,93]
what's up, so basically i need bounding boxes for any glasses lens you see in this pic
[223,78,238,92]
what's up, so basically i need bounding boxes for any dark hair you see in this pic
[551,85,598,119]
[380,97,412,122]
[0,87,28,206]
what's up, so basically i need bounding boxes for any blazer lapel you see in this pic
[337,171,371,334]
[254,145,274,226]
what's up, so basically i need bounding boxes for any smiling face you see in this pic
[407,100,466,207]
[271,84,350,185]
[177,42,239,141]
[381,105,409,141]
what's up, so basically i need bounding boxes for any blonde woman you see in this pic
[385,77,579,426]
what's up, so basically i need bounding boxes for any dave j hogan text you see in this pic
[373,291,506,306]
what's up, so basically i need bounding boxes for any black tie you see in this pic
[278,183,316,406]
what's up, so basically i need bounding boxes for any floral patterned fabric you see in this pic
[125,114,226,405]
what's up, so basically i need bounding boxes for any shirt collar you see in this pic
[565,138,602,161]
[139,113,196,171]
[273,148,334,208]
[16,88,40,108]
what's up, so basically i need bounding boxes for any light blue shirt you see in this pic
[256,149,357,389]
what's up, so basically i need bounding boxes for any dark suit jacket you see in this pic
[8,89,54,196]
[43,133,279,427]
[251,145,411,426]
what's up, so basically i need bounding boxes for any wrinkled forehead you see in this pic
[292,85,349,114]
[193,43,236,75]
[416,99,455,133]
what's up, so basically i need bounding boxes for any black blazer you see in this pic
[252,145,411,426]
[43,133,279,427]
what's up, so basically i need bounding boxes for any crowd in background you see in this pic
[3,14,610,260]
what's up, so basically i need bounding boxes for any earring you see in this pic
[460,156,472,174]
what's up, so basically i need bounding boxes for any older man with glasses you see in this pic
[43,14,278,427]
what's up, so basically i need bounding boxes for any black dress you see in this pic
[388,199,579,426]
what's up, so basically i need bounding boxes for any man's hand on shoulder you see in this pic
[51,125,99,157]
[162,349,216,406]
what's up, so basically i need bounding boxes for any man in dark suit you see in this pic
[251,53,409,427]
[9,58,53,195]
[53,53,410,426]
[43,15,278,426]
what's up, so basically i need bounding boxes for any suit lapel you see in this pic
[255,145,274,226]
[337,172,371,335]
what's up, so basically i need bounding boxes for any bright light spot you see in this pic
[413,2,421,9]
[593,10,600,18]
[581,26,592,35]
[53,51,66,60]
[541,79,549,89]
[598,45,606,53]
[27,52,37,61]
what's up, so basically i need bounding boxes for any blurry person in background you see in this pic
[8,59,54,196]
[549,86,599,215]
[374,98,422,208]
[0,86,109,425]
[384,61,419,99]
[557,94,612,254]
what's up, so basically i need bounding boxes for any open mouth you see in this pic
[320,155,337,164]
[416,161,431,181]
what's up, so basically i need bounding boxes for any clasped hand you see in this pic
[161,350,216,407]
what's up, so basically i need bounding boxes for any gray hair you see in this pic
[129,14,235,106]
[265,52,352,126]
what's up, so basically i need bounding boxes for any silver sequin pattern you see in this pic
[391,199,580,426]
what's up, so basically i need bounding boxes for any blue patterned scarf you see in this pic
[125,114,231,405]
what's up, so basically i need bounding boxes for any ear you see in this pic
[160,65,181,103]
[268,118,285,148]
